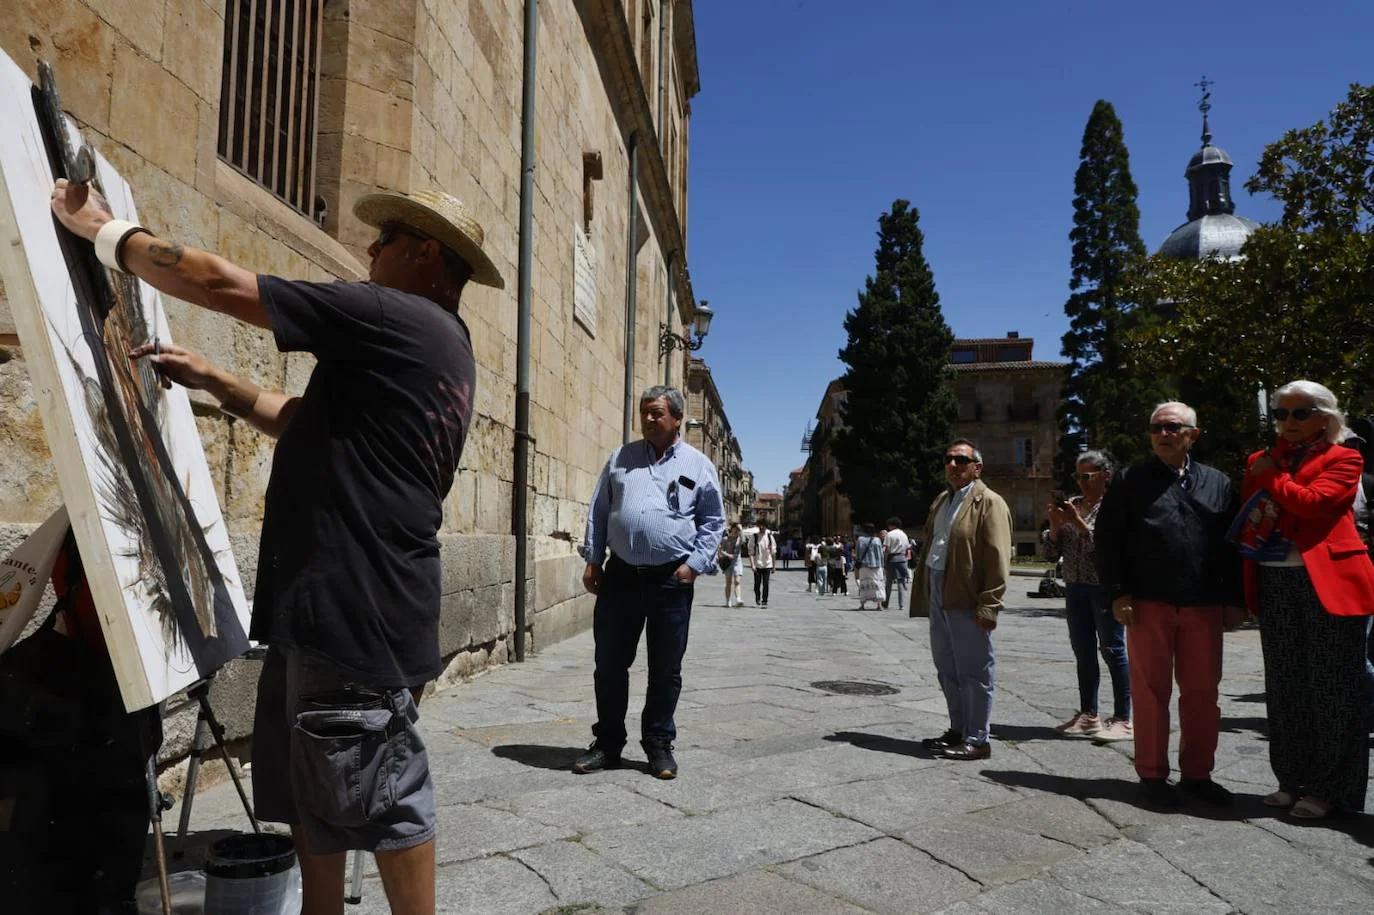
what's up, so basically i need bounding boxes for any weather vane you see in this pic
[1194,76,1214,146]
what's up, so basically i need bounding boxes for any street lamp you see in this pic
[658,299,714,356]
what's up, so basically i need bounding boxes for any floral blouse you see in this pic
[1042,496,1101,585]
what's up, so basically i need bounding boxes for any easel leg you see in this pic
[346,849,365,905]
[190,681,260,834]
[145,749,174,915]
[175,713,207,839]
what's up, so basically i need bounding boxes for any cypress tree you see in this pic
[1058,100,1159,484]
[833,200,958,527]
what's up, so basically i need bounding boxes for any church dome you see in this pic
[1158,86,1258,261]
[1160,212,1261,259]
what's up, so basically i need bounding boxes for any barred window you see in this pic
[218,0,326,222]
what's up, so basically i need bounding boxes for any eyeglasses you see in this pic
[1148,421,1194,435]
[1271,407,1318,422]
[1074,471,1103,481]
[376,223,429,248]
[944,454,977,466]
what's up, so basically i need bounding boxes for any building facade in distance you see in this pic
[950,333,1064,555]
[684,356,751,522]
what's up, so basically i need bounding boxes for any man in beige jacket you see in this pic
[913,439,1012,760]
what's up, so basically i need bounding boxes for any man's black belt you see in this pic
[608,554,688,574]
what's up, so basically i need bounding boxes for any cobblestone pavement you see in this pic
[174,569,1374,914]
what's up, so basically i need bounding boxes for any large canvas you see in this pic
[0,51,250,711]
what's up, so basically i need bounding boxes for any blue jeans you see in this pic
[928,569,995,746]
[592,555,693,749]
[1065,582,1130,720]
[815,565,828,592]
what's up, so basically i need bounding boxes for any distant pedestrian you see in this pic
[1095,401,1244,809]
[717,522,745,608]
[883,517,912,611]
[915,440,1012,761]
[1043,451,1132,742]
[1240,382,1374,819]
[814,538,830,595]
[750,520,778,607]
[804,536,818,592]
[828,538,848,595]
[576,386,725,779]
[855,523,885,610]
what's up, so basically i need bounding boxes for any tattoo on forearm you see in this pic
[148,241,184,267]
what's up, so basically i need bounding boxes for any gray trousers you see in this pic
[884,559,910,610]
[928,569,995,746]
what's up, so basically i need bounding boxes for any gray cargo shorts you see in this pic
[252,646,435,855]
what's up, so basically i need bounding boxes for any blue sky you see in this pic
[685,0,1373,496]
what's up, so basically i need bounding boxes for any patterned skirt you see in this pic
[1257,564,1369,811]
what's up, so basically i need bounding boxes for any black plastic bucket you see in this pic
[203,833,300,915]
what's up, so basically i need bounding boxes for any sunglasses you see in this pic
[1271,407,1318,422]
[1148,421,1194,435]
[944,454,977,466]
[376,223,430,248]
[1074,471,1103,481]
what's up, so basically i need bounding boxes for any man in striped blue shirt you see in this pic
[575,386,725,778]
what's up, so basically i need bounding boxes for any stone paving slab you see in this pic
[162,570,1374,913]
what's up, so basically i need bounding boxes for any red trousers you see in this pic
[1127,600,1224,780]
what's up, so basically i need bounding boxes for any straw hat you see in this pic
[353,189,505,289]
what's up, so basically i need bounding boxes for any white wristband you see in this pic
[94,219,147,272]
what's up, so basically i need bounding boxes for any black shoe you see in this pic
[1180,778,1234,807]
[643,743,678,779]
[1139,778,1182,809]
[572,742,622,774]
[922,728,962,751]
[941,742,991,761]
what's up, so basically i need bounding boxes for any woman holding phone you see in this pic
[1043,450,1132,741]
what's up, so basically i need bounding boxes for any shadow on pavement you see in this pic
[1228,692,1266,703]
[990,724,1062,743]
[824,730,938,759]
[491,744,585,770]
[1219,715,1269,736]
[1002,606,1067,619]
[979,769,1249,821]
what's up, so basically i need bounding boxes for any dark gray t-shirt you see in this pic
[250,277,475,686]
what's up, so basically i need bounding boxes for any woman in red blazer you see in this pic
[1240,380,1374,820]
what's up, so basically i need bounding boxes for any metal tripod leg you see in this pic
[174,680,259,837]
[346,849,366,905]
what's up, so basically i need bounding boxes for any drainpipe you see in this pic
[656,0,670,130]
[512,0,539,662]
[623,132,639,443]
[663,251,674,385]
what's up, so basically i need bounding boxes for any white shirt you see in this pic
[926,481,977,572]
[883,528,910,560]
[752,531,777,569]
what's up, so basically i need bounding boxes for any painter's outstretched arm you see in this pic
[50,179,269,329]
[129,342,298,439]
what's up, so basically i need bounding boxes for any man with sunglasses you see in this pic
[913,440,1012,761]
[52,180,504,915]
[1095,402,1243,810]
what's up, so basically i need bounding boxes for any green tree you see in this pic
[1058,100,1161,485]
[833,200,957,526]
[1125,84,1374,475]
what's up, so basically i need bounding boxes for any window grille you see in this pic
[217,0,326,222]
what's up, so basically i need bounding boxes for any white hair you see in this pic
[1151,401,1197,427]
[1271,380,1351,444]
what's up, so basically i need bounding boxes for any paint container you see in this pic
[203,833,302,915]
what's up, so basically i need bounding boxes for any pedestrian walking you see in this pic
[750,520,778,607]
[1043,451,1132,742]
[855,523,886,610]
[914,440,1012,761]
[883,517,912,611]
[576,386,725,779]
[1095,401,1244,809]
[829,538,848,595]
[1238,381,1374,819]
[814,538,830,595]
[717,522,745,608]
[86,181,505,914]
[804,536,818,592]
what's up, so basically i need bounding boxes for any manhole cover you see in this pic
[810,680,900,697]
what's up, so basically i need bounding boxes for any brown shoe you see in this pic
[940,742,991,761]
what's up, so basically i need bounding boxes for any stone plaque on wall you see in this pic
[573,225,597,336]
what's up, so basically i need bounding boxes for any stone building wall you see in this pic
[0,0,700,782]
